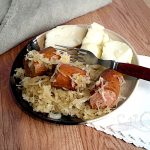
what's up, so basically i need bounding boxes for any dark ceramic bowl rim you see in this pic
[9,26,139,125]
[10,39,86,125]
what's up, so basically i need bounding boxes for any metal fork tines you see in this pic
[55,45,116,69]
[55,45,85,62]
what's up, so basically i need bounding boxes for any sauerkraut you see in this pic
[14,49,122,120]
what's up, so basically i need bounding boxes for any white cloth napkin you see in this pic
[86,55,150,150]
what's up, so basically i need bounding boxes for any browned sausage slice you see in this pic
[90,69,123,109]
[39,47,60,60]
[52,64,86,90]
[24,47,60,77]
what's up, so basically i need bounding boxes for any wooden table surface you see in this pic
[0,0,150,149]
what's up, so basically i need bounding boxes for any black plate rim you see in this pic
[9,39,86,125]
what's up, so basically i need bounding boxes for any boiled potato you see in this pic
[81,22,106,58]
[101,41,133,63]
[45,25,87,48]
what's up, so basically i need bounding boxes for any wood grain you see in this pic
[144,0,150,8]
[0,0,149,149]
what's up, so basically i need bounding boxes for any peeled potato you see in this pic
[81,44,102,59]
[45,25,87,48]
[81,22,106,58]
[101,41,133,63]
[103,33,110,44]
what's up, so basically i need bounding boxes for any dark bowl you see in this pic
[10,38,85,125]
[10,26,139,125]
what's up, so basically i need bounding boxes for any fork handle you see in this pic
[114,63,150,81]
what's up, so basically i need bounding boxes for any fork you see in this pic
[55,45,150,81]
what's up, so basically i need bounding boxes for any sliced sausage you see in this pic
[24,47,60,77]
[90,69,123,109]
[52,64,86,90]
[39,47,60,60]
[24,60,47,77]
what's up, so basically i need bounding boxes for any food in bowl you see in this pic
[102,40,133,63]
[81,23,133,63]
[14,47,125,120]
[45,25,87,48]
[81,22,106,58]
[13,22,135,121]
